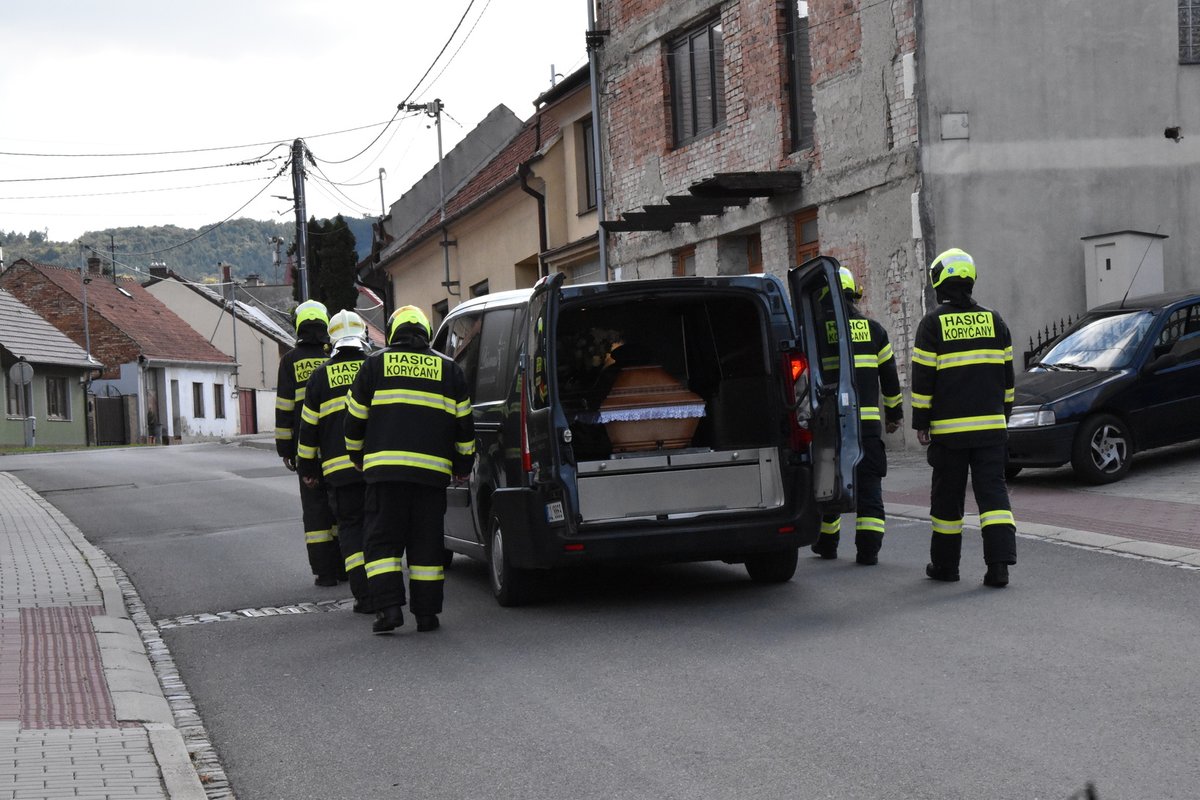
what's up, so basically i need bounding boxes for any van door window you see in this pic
[447,313,483,392]
[475,308,517,403]
[528,294,551,410]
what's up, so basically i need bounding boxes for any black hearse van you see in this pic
[432,257,861,605]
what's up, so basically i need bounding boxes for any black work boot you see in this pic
[812,534,839,560]
[983,563,1010,588]
[314,574,339,587]
[855,532,882,565]
[372,605,404,634]
[352,598,374,614]
[925,563,960,582]
[416,614,440,633]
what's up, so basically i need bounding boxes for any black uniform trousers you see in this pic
[819,436,887,555]
[362,482,447,616]
[299,475,342,579]
[328,483,368,605]
[927,441,1017,569]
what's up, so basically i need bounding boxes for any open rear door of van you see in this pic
[787,255,862,513]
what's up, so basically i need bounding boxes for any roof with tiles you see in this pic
[394,110,560,258]
[0,289,99,370]
[7,261,233,365]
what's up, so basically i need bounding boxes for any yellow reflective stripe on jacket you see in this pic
[931,516,963,535]
[854,354,877,369]
[364,557,404,578]
[363,450,452,475]
[980,509,1015,528]
[455,440,475,455]
[821,355,840,371]
[856,516,885,534]
[860,406,881,421]
[911,392,932,410]
[319,396,347,418]
[372,388,457,414]
[346,392,369,419]
[345,551,365,571]
[1004,345,1014,362]
[1004,388,1015,403]
[300,405,319,426]
[877,343,894,364]
[275,428,294,440]
[883,393,903,408]
[276,396,295,412]
[820,518,841,535]
[345,437,364,452]
[306,528,334,544]
[936,349,1008,369]
[930,414,1008,435]
[408,564,445,582]
[456,399,472,418]
[912,348,937,367]
[322,455,355,476]
[295,386,307,402]
[296,443,319,460]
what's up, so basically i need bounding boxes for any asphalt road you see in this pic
[6,443,1199,800]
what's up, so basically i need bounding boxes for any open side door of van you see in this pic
[787,255,862,513]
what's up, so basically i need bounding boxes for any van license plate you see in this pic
[545,501,565,524]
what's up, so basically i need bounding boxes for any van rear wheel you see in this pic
[744,547,799,583]
[488,517,535,606]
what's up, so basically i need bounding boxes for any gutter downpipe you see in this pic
[519,162,549,278]
[586,0,610,281]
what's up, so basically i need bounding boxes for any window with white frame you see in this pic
[193,382,205,418]
[669,16,726,146]
[212,384,226,419]
[46,376,70,420]
[6,375,31,417]
[580,117,597,211]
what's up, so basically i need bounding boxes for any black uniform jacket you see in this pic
[911,299,1015,448]
[837,308,903,438]
[296,348,367,487]
[343,338,476,487]
[275,334,329,460]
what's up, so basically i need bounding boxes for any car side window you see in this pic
[1156,304,1200,360]
[447,313,483,392]
[474,308,517,403]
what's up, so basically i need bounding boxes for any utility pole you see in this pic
[586,0,611,280]
[291,138,310,301]
[404,99,459,296]
[110,234,117,284]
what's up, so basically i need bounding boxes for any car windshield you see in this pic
[1036,310,1154,371]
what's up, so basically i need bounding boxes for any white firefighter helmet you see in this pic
[327,309,367,352]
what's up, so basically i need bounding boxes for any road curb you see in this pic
[887,502,1200,568]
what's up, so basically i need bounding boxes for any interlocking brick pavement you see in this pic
[0,472,205,800]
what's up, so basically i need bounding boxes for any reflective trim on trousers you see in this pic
[364,557,404,578]
[345,551,365,571]
[980,509,1015,528]
[931,516,963,535]
[820,518,841,535]
[856,516,885,534]
[408,564,445,582]
[306,528,334,544]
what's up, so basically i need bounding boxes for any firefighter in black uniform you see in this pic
[345,305,475,634]
[296,310,372,612]
[911,248,1016,587]
[813,266,904,564]
[275,299,342,587]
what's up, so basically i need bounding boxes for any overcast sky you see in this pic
[0,0,589,247]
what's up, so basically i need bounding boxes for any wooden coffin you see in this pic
[598,365,706,452]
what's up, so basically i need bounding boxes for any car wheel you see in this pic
[1071,413,1132,484]
[1004,465,1023,480]
[744,547,799,583]
[487,517,535,606]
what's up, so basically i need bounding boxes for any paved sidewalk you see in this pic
[0,473,206,800]
[881,441,1200,567]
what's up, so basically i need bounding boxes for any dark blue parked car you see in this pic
[1007,290,1200,483]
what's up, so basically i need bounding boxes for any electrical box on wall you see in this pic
[1081,230,1167,309]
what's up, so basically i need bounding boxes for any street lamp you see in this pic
[378,168,387,218]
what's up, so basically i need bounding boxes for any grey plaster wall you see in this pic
[920,0,1200,363]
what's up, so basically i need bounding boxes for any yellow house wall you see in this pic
[535,88,598,251]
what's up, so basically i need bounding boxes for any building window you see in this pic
[213,384,226,419]
[46,377,70,420]
[670,16,726,146]
[470,279,490,298]
[432,299,450,332]
[193,382,205,418]
[580,117,597,211]
[1183,0,1200,63]
[747,234,763,274]
[787,1,815,150]
[673,246,697,277]
[794,208,820,265]
[6,376,31,418]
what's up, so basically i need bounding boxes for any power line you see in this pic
[413,0,495,102]
[0,155,284,184]
[0,176,267,202]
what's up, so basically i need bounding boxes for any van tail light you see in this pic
[783,352,813,451]
[520,373,533,473]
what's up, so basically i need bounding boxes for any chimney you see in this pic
[245,273,261,287]
[149,260,168,280]
[87,256,103,274]
[221,263,232,283]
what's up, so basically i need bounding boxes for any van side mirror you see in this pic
[1144,352,1179,374]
